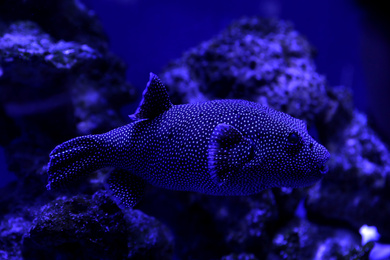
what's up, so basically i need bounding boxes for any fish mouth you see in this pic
[317,151,330,175]
[305,151,330,176]
[305,162,329,176]
[318,164,329,175]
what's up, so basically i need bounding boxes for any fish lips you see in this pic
[318,164,329,175]
[317,151,331,175]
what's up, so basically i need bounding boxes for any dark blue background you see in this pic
[81,0,365,107]
[0,0,365,187]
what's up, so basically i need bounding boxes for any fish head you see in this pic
[207,102,330,194]
[244,109,330,190]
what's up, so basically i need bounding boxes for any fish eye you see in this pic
[287,132,300,145]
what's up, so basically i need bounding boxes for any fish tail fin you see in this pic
[47,134,108,190]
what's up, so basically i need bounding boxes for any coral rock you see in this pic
[22,191,173,260]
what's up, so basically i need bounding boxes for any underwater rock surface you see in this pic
[161,17,328,126]
[22,191,173,260]
[0,1,136,183]
[268,218,373,260]
[0,214,32,259]
[0,0,108,51]
[307,111,390,238]
[139,188,279,259]
[0,3,388,259]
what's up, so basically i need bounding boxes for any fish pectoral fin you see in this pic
[208,123,253,186]
[107,169,146,208]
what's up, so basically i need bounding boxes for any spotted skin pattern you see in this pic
[47,73,330,207]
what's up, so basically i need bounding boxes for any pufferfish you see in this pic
[47,73,330,207]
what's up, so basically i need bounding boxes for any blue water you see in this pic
[82,0,365,108]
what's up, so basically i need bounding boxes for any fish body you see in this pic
[47,73,330,207]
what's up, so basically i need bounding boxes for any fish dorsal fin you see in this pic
[129,73,173,120]
[208,124,253,186]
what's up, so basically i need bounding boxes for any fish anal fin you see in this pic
[107,169,146,208]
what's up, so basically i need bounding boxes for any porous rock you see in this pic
[22,191,173,260]
[0,214,32,260]
[139,188,279,259]
[161,17,328,126]
[306,111,390,239]
[268,218,373,260]
[0,9,135,180]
